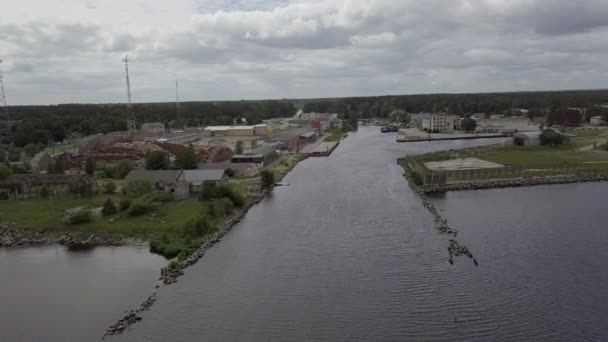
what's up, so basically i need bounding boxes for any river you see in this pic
[0,246,166,342]
[2,127,607,341]
[108,127,607,341]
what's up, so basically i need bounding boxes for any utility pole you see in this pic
[123,56,136,138]
[175,79,181,115]
[0,59,12,145]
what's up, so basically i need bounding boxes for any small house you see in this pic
[177,169,228,194]
[125,170,189,198]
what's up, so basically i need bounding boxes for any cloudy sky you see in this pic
[1,0,608,105]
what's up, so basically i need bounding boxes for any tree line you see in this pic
[302,90,608,121]
[1,100,297,147]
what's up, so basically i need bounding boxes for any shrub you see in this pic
[119,199,131,211]
[199,184,245,207]
[125,179,153,197]
[260,170,275,188]
[65,209,92,225]
[126,201,155,217]
[102,198,117,216]
[140,191,174,204]
[225,168,235,177]
[181,216,214,238]
[539,129,565,146]
[0,192,8,200]
[39,186,51,199]
[103,181,116,194]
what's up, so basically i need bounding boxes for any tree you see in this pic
[461,117,477,132]
[113,161,131,179]
[0,166,12,181]
[24,144,40,158]
[85,158,96,176]
[175,145,198,170]
[47,159,65,174]
[0,149,5,162]
[104,181,116,194]
[145,151,170,170]
[125,179,153,197]
[235,141,244,155]
[539,129,565,146]
[260,170,275,188]
[102,198,117,216]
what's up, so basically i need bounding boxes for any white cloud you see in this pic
[1,0,608,105]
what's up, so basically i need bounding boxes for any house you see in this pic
[410,113,431,128]
[30,152,53,174]
[200,162,259,178]
[2,174,93,198]
[422,114,457,132]
[513,131,542,146]
[177,169,228,194]
[141,122,166,135]
[299,131,318,144]
[125,170,189,198]
[250,144,280,165]
[591,116,605,126]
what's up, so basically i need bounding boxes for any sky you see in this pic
[1,0,608,105]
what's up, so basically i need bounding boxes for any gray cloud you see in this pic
[1,0,607,105]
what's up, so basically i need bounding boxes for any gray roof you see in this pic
[178,169,225,186]
[125,170,181,183]
[300,131,317,138]
[200,162,259,172]
[270,127,312,141]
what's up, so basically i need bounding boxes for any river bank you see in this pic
[0,227,133,248]
[103,153,309,338]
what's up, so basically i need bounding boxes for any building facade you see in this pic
[422,114,457,132]
[591,116,605,126]
[475,117,539,133]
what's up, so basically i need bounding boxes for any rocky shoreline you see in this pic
[0,227,128,249]
[103,155,308,338]
[422,174,608,193]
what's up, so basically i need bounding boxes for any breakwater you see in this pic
[0,227,128,248]
[423,174,608,193]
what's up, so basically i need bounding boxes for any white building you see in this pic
[475,117,539,133]
[590,116,605,126]
[422,114,457,132]
[301,112,339,121]
[141,122,165,135]
[203,125,269,137]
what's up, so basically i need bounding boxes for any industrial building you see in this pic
[155,131,199,144]
[475,117,539,133]
[203,125,270,137]
[422,114,457,132]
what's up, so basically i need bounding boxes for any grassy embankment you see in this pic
[405,128,608,183]
[0,154,306,259]
[324,128,348,142]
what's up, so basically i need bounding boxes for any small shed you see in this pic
[513,131,541,146]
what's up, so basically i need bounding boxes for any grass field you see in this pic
[406,128,608,184]
[0,194,203,237]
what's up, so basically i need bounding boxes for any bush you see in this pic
[140,191,174,204]
[181,216,214,238]
[0,192,8,200]
[539,129,565,146]
[119,199,131,211]
[208,197,235,218]
[149,239,188,259]
[225,168,235,177]
[103,181,117,194]
[126,201,155,217]
[199,184,245,207]
[125,179,153,197]
[39,186,51,199]
[260,170,275,188]
[102,198,117,216]
[65,209,92,225]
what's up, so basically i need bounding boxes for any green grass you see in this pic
[0,194,203,237]
[324,128,347,142]
[44,144,74,155]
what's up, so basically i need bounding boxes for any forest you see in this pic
[2,89,608,147]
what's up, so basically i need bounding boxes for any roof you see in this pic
[270,127,312,141]
[250,144,278,156]
[204,125,255,131]
[514,131,542,139]
[300,132,317,138]
[125,170,181,183]
[200,162,258,172]
[232,154,263,159]
[178,169,225,185]
[3,174,89,186]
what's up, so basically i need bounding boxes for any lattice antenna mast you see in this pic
[0,59,12,145]
[123,55,136,137]
[175,79,181,114]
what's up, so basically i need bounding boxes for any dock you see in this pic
[310,141,339,157]
[396,129,507,143]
